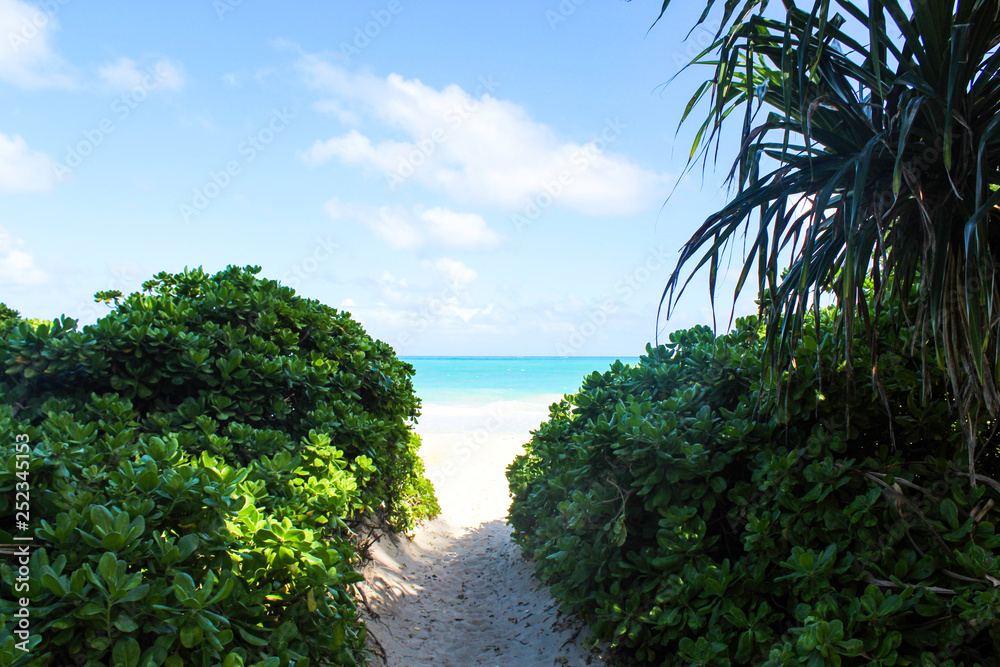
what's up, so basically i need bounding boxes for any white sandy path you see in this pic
[359,400,614,666]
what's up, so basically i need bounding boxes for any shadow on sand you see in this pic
[358,517,619,666]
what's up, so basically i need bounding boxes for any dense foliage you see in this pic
[0,266,438,666]
[652,0,1000,478]
[0,306,19,337]
[508,302,1000,665]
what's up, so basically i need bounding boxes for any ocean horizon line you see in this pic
[400,355,637,360]
[402,357,641,405]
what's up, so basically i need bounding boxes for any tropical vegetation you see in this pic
[657,0,1000,479]
[0,266,438,666]
[509,1,1000,664]
[508,299,1000,664]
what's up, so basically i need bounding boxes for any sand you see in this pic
[358,399,614,666]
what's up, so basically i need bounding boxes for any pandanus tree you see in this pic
[654,0,1000,478]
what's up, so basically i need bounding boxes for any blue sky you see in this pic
[0,0,757,355]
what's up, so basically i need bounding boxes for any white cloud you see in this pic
[304,129,384,166]
[0,0,74,88]
[374,270,412,302]
[347,259,500,349]
[297,55,670,216]
[312,99,360,125]
[419,207,500,250]
[221,67,275,89]
[0,131,57,192]
[431,257,477,289]
[325,198,422,250]
[367,208,423,250]
[98,56,185,92]
[324,197,501,251]
[0,225,48,285]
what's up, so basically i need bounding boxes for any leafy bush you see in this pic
[0,305,19,337]
[508,303,1000,665]
[0,304,53,337]
[0,266,438,666]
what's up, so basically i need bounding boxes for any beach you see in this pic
[359,398,613,666]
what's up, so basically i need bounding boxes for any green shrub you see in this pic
[0,305,19,337]
[508,303,1000,665]
[0,266,438,666]
[0,304,53,338]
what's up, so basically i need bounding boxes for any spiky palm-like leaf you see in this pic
[654,0,1000,477]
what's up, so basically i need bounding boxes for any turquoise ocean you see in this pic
[402,357,639,456]
[402,356,639,405]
